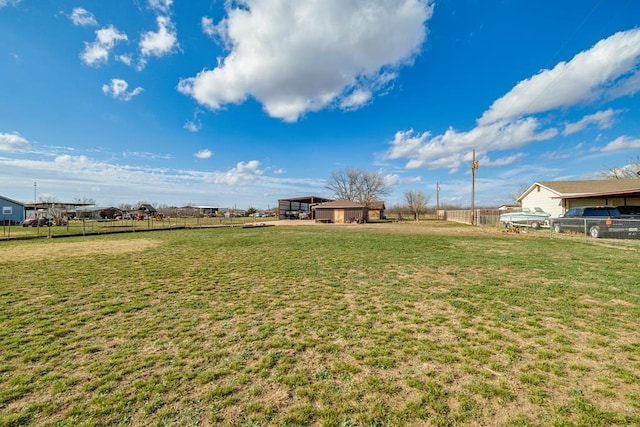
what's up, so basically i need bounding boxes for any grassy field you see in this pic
[1,221,639,426]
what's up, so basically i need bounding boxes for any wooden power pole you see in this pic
[436,182,440,219]
[471,150,478,225]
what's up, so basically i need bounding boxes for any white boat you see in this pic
[499,207,550,229]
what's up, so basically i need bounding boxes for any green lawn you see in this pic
[1,222,639,426]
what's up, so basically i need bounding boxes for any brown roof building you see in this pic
[367,201,386,221]
[313,199,368,223]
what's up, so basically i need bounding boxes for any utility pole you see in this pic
[470,150,478,225]
[436,182,440,219]
[34,182,37,203]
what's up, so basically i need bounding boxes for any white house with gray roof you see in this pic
[518,179,640,218]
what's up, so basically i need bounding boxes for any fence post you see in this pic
[584,218,588,242]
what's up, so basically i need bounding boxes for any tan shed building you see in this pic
[313,199,368,223]
[367,201,386,220]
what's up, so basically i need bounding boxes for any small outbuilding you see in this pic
[313,199,368,223]
[0,195,25,225]
[367,201,386,220]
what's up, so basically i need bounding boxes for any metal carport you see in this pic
[278,196,333,220]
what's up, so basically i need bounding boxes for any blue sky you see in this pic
[1,0,640,210]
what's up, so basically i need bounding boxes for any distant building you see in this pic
[0,195,25,225]
[76,206,123,220]
[190,205,220,217]
[138,204,157,214]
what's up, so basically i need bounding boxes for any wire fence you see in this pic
[4,213,640,245]
[498,217,640,242]
[549,218,640,240]
[0,216,273,240]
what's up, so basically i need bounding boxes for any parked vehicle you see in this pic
[616,206,640,218]
[550,206,639,238]
[22,217,53,227]
[499,207,550,229]
[22,218,38,227]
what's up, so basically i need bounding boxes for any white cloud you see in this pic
[0,131,30,151]
[201,17,217,37]
[479,28,640,125]
[601,136,640,152]
[148,0,173,14]
[0,0,22,7]
[214,160,263,185]
[477,153,525,167]
[386,28,640,174]
[139,16,179,59]
[69,7,97,27]
[102,79,144,101]
[562,109,621,135]
[0,151,324,207]
[386,118,557,172]
[340,89,372,110]
[383,173,402,187]
[123,151,172,160]
[178,0,433,122]
[184,110,204,132]
[606,69,640,100]
[385,129,430,160]
[194,149,213,159]
[540,145,582,161]
[81,25,128,66]
[184,121,201,133]
[117,54,133,66]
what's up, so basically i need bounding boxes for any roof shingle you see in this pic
[538,179,640,195]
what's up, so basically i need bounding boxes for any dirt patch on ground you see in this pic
[275,219,507,236]
[0,238,160,263]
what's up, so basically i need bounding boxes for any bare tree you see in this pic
[386,203,406,221]
[602,156,640,179]
[326,169,360,201]
[404,190,430,221]
[509,183,531,205]
[325,168,389,205]
[36,196,67,225]
[360,171,390,206]
[72,197,96,205]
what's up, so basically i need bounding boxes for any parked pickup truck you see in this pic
[617,205,640,218]
[550,206,640,238]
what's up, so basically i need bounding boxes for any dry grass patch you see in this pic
[0,237,160,262]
